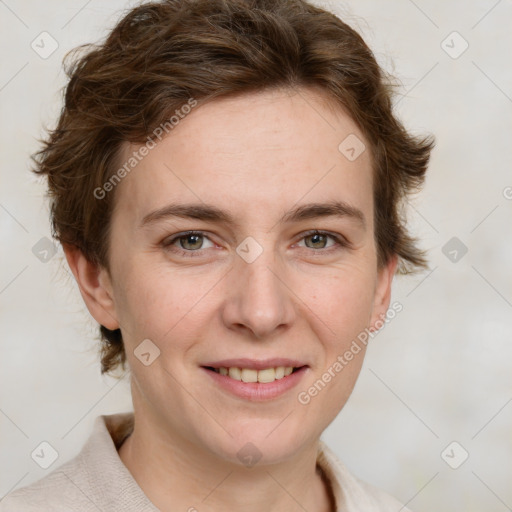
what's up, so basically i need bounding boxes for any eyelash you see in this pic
[161,229,349,258]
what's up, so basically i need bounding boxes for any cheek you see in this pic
[297,267,376,341]
[295,271,372,429]
[112,259,220,346]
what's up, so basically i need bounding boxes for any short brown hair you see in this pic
[32,0,434,376]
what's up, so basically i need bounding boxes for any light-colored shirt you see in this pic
[0,412,411,511]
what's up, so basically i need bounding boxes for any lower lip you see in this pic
[201,366,308,401]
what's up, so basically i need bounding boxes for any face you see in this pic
[82,87,396,466]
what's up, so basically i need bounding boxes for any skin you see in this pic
[64,86,398,512]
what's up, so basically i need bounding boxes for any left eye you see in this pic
[298,231,339,250]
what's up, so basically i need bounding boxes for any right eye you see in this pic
[162,231,216,257]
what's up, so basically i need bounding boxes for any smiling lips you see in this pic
[201,358,307,385]
[202,363,309,401]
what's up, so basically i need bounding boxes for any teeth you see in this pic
[228,367,242,380]
[213,366,297,383]
[256,368,275,383]
[241,368,258,383]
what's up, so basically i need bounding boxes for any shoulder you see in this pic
[317,440,413,512]
[1,413,154,512]
[0,454,93,512]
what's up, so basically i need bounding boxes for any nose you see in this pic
[220,246,296,339]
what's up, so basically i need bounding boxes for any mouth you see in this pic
[200,359,309,401]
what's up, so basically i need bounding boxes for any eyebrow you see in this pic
[140,200,366,231]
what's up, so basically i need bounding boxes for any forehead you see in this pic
[113,87,373,228]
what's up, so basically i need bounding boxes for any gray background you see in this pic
[1,1,511,510]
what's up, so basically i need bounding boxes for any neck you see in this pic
[117,412,334,512]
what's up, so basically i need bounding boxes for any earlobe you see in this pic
[62,244,120,331]
[369,254,398,332]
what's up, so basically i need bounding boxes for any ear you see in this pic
[63,244,120,331]
[368,254,398,332]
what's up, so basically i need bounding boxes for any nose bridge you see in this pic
[221,238,294,338]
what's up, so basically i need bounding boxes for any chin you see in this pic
[205,421,311,468]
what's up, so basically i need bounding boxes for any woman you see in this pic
[1,0,433,510]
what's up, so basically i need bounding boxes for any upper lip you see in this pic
[201,358,308,370]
